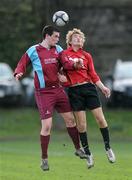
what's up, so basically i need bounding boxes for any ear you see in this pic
[45,34,50,38]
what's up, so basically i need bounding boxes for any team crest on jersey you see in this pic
[68,57,83,63]
[44,58,57,64]
[45,110,50,115]
[81,55,85,59]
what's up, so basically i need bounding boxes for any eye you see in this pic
[55,35,59,38]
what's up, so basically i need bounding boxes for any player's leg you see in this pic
[56,87,86,159]
[67,85,94,168]
[66,86,91,154]
[35,89,55,171]
[74,111,91,155]
[40,117,52,171]
[91,107,116,163]
[74,110,94,168]
[60,111,86,159]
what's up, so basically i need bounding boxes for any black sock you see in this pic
[100,127,111,150]
[79,132,91,155]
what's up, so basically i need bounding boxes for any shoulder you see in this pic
[55,45,63,53]
[61,49,68,54]
[61,47,71,55]
[60,49,70,58]
[26,44,39,56]
[82,50,93,60]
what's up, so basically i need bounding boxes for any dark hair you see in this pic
[42,25,60,39]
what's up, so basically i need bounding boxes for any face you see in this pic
[47,31,60,46]
[70,33,84,47]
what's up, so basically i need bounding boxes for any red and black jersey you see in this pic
[60,47,100,86]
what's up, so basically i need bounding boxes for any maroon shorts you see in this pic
[35,87,72,120]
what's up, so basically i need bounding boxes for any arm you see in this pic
[58,67,68,83]
[14,53,31,80]
[86,53,100,83]
[58,72,68,83]
[95,80,111,98]
[86,53,110,98]
[59,51,83,70]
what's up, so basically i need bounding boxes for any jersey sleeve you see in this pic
[59,51,75,70]
[14,52,31,76]
[86,53,100,83]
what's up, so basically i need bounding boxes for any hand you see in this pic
[15,73,23,81]
[101,86,111,98]
[58,73,67,83]
[74,59,84,69]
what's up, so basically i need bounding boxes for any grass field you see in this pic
[1,138,132,180]
[0,108,132,180]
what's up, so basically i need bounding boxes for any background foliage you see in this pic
[0,0,132,73]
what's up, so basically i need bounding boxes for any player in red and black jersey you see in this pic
[60,28,116,168]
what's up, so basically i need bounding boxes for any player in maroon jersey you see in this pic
[14,25,86,171]
[60,28,116,169]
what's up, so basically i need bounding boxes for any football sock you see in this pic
[40,135,50,159]
[79,132,91,155]
[67,126,81,150]
[100,127,111,150]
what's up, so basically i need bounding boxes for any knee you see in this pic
[77,122,86,132]
[65,116,76,127]
[95,115,107,127]
[41,124,51,135]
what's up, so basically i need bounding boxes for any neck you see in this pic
[72,45,80,52]
[40,40,50,49]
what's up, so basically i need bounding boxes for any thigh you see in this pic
[74,111,87,123]
[74,111,87,130]
[35,90,55,119]
[91,107,107,126]
[85,84,101,110]
[60,111,76,127]
[91,107,104,118]
[68,87,86,111]
[55,88,72,113]
[86,95,101,110]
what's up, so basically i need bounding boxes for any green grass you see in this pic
[0,108,132,179]
[0,108,40,138]
[0,107,132,140]
[0,137,132,180]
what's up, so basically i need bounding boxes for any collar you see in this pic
[68,46,82,52]
[39,43,56,50]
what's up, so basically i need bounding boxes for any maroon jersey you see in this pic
[14,44,74,89]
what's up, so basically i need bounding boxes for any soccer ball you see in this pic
[52,11,69,26]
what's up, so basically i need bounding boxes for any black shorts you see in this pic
[68,83,101,111]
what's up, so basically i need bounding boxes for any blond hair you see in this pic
[66,28,85,47]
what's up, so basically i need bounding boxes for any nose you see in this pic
[76,38,81,42]
[55,38,59,43]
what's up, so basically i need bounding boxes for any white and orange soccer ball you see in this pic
[52,11,69,26]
